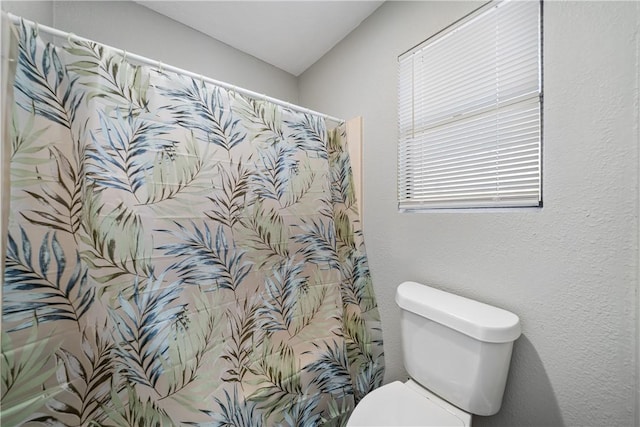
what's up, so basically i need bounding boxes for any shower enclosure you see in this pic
[1,17,384,426]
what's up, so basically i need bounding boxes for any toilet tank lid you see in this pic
[396,281,521,343]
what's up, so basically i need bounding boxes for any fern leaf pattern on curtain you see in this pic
[2,22,384,426]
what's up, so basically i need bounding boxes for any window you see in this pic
[397,0,542,210]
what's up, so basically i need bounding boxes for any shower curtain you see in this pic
[2,21,384,426]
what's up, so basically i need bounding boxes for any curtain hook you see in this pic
[34,21,39,37]
[200,74,205,87]
[157,61,163,73]
[122,49,128,62]
[67,32,75,45]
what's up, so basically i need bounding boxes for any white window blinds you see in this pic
[398,0,542,210]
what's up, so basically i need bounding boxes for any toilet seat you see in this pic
[347,381,471,427]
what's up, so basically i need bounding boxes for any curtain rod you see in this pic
[5,12,345,126]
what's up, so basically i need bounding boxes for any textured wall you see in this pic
[299,1,639,426]
[2,1,53,26]
[1,1,299,103]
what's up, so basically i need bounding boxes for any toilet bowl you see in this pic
[348,380,472,426]
[347,281,521,427]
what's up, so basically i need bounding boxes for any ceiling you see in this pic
[135,1,384,76]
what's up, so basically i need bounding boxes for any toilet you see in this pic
[348,281,521,426]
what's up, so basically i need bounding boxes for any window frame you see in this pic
[397,0,543,212]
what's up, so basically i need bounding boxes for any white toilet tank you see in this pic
[396,281,521,416]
